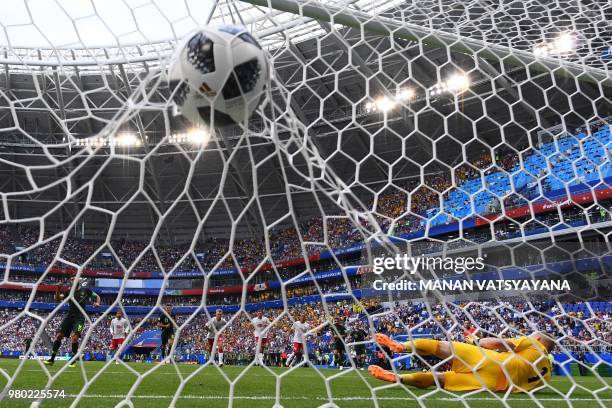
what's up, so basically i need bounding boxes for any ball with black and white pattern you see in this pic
[168,25,268,127]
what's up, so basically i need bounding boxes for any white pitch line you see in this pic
[18,369,612,390]
[56,395,612,402]
[21,370,339,377]
[18,369,610,382]
[19,368,612,390]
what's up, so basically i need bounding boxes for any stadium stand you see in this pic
[1,121,610,373]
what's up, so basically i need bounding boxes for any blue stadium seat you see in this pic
[424,124,610,224]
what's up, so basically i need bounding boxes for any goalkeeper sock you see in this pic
[218,353,224,364]
[50,339,61,362]
[161,347,166,360]
[400,372,435,389]
[406,339,440,356]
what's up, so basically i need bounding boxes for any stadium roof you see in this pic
[0,0,409,67]
[0,0,609,69]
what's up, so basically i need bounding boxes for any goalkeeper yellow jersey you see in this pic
[500,336,552,392]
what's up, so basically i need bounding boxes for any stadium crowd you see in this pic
[0,276,362,306]
[0,124,610,367]
[1,298,609,364]
[0,122,608,279]
[0,298,380,360]
[1,196,608,282]
[376,300,611,352]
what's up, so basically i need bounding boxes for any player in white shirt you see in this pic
[206,309,227,366]
[251,310,271,366]
[109,310,130,364]
[286,314,311,367]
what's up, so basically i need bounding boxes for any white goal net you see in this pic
[0,0,610,407]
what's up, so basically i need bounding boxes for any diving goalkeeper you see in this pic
[369,332,554,393]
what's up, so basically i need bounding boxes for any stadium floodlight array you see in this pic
[0,0,610,407]
[63,129,211,148]
[166,129,211,145]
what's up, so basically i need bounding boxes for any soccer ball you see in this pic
[168,25,268,127]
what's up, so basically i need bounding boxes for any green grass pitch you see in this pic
[0,359,610,407]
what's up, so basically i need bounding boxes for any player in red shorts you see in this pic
[109,310,129,364]
[206,309,227,366]
[251,310,271,366]
[286,314,311,367]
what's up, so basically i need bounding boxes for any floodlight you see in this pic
[116,132,139,147]
[445,73,470,93]
[188,129,210,145]
[375,96,396,112]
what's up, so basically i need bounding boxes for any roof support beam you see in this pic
[216,129,263,236]
[476,57,553,133]
[52,68,77,230]
[319,22,391,179]
[3,60,18,221]
[279,42,344,220]
[70,50,97,135]
[117,63,172,243]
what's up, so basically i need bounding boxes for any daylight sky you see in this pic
[0,0,215,48]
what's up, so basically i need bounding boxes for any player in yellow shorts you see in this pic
[369,332,554,393]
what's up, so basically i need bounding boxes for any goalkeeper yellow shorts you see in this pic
[443,341,508,392]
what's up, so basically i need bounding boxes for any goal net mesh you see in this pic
[0,0,610,406]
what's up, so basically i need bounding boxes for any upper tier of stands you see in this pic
[429,123,611,225]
